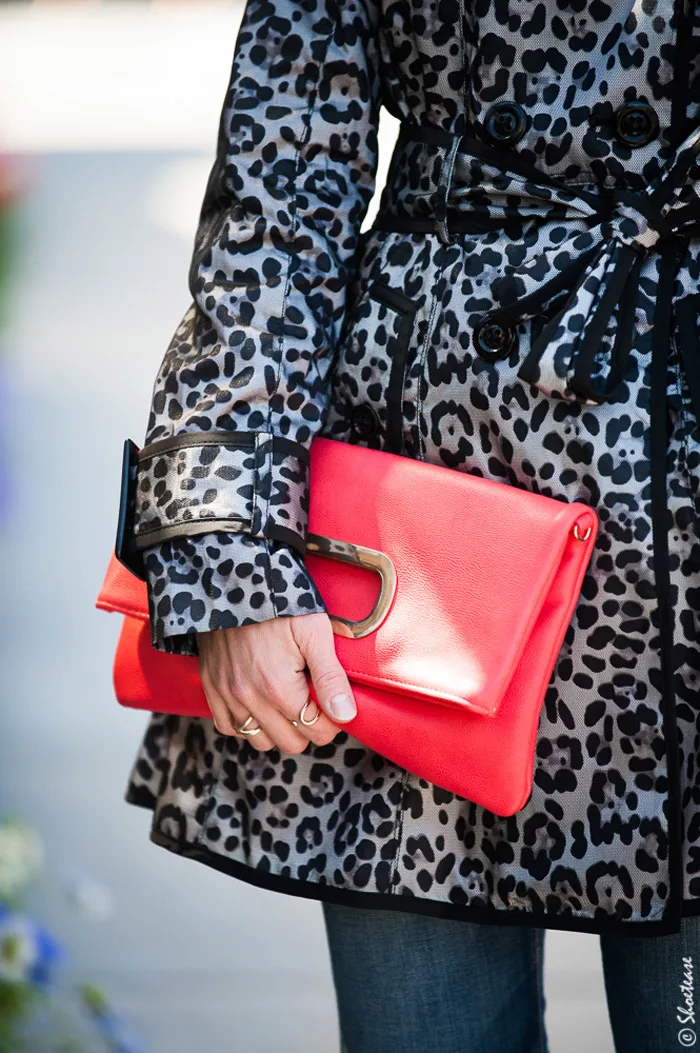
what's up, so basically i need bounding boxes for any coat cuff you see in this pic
[132,431,310,557]
[142,531,328,657]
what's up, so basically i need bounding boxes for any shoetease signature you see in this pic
[678,955,696,1047]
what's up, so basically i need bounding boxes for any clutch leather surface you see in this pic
[96,436,598,815]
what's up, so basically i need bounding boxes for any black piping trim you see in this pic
[372,215,438,234]
[670,0,695,149]
[273,436,312,463]
[144,825,695,939]
[568,246,643,404]
[134,520,308,556]
[367,281,419,455]
[134,517,251,549]
[371,213,516,235]
[497,247,599,331]
[608,189,673,238]
[368,280,417,316]
[651,237,687,932]
[139,431,256,460]
[675,295,700,426]
[396,121,456,149]
[266,523,307,557]
[138,431,310,465]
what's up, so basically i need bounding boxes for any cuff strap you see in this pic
[131,430,310,556]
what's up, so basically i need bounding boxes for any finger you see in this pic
[223,619,341,748]
[280,693,341,748]
[242,693,318,755]
[201,671,277,751]
[247,654,342,748]
[292,616,357,725]
[200,620,339,752]
[207,666,310,754]
[199,671,239,735]
[200,636,305,753]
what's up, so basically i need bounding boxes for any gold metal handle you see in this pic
[305,532,397,638]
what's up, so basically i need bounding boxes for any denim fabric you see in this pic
[600,917,700,1053]
[323,902,548,1053]
[322,903,700,1053]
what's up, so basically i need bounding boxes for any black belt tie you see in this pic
[379,119,700,411]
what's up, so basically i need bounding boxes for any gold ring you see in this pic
[299,698,321,727]
[236,715,262,737]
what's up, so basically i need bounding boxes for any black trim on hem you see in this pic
[650,238,688,934]
[682,897,700,917]
[144,825,694,940]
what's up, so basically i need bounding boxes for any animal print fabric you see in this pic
[124,0,700,935]
[133,432,311,554]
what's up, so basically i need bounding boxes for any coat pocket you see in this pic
[327,279,419,453]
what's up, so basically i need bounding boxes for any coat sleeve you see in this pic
[129,0,383,657]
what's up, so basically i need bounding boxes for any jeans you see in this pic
[322,901,700,1053]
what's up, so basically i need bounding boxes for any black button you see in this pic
[350,403,380,439]
[614,101,659,148]
[483,102,529,148]
[473,319,515,362]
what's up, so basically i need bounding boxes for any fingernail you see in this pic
[328,692,356,721]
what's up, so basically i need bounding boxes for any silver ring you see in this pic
[299,698,321,727]
[235,715,262,737]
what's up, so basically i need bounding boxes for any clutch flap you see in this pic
[302,438,597,718]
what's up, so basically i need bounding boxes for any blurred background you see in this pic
[0,1,617,1050]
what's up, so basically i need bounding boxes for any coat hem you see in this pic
[127,778,697,938]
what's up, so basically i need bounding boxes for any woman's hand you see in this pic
[196,612,357,753]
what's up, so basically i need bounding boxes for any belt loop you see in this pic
[434,134,462,245]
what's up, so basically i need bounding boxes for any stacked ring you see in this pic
[235,715,262,737]
[234,702,321,736]
[299,698,321,727]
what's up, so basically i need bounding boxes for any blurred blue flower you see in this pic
[0,901,64,988]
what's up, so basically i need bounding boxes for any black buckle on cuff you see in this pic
[115,438,147,581]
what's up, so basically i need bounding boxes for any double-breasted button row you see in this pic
[483,99,660,150]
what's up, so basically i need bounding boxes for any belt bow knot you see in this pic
[451,123,700,406]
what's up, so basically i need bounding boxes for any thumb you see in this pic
[296,617,357,723]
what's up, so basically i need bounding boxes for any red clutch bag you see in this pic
[95,436,597,816]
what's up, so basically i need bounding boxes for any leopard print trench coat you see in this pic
[122,0,700,937]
